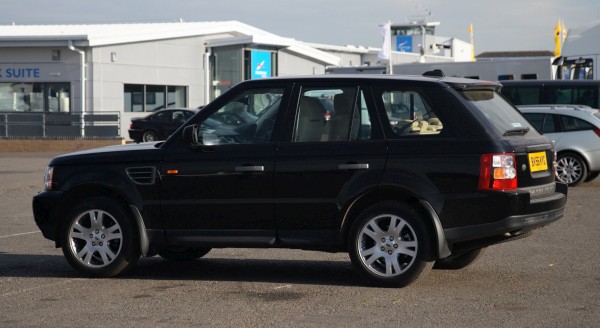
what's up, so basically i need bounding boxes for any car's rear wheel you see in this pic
[556,152,587,186]
[158,247,211,261]
[348,202,434,287]
[142,130,158,142]
[433,248,485,270]
[61,197,139,277]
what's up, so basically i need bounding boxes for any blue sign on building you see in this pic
[396,36,413,53]
[251,50,272,79]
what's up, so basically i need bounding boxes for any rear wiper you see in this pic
[503,127,530,136]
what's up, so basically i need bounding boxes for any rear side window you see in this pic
[381,90,444,137]
[560,115,595,132]
[460,90,538,136]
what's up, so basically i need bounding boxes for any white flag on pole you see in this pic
[378,22,391,60]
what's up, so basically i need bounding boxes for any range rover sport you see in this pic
[33,74,567,287]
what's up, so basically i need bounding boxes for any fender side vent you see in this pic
[126,167,156,185]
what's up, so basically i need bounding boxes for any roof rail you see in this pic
[423,69,445,77]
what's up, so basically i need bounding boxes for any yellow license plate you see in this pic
[528,152,548,172]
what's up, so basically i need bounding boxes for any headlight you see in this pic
[44,166,54,191]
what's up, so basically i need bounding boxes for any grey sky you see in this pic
[1,0,599,54]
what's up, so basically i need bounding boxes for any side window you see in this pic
[546,86,597,108]
[172,111,186,124]
[382,90,443,137]
[293,87,373,142]
[543,114,557,133]
[523,113,556,133]
[154,111,171,121]
[502,86,541,106]
[523,113,545,131]
[183,111,195,120]
[560,115,595,132]
[196,88,283,145]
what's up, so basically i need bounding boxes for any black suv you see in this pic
[33,75,567,287]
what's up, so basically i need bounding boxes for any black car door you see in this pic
[160,84,290,246]
[274,82,388,246]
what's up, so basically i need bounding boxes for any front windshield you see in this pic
[197,88,284,145]
[460,90,538,136]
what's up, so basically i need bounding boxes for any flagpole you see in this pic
[388,20,393,75]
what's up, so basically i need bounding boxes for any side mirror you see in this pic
[182,125,198,145]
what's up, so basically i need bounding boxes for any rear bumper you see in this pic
[440,182,567,246]
[128,129,143,141]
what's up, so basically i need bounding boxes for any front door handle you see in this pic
[235,165,265,172]
[338,163,369,170]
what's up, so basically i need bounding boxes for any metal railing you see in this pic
[0,112,120,138]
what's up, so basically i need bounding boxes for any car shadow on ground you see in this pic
[130,256,365,287]
[0,252,367,287]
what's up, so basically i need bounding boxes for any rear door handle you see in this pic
[338,163,369,170]
[235,165,265,172]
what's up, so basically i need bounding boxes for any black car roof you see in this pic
[500,80,600,86]
[241,74,500,90]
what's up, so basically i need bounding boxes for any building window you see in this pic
[124,84,187,112]
[51,49,61,61]
[0,82,70,112]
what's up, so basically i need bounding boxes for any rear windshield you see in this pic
[460,90,539,136]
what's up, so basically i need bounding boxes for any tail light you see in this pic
[479,153,517,191]
[130,122,134,129]
[593,129,600,137]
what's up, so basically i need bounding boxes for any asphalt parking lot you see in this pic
[1,151,599,327]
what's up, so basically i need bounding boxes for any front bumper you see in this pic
[32,190,65,242]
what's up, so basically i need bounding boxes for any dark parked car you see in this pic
[128,108,197,142]
[33,74,567,287]
[500,80,600,108]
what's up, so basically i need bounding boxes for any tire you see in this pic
[556,152,587,186]
[61,197,140,278]
[433,248,485,270]
[348,202,434,288]
[158,247,211,261]
[585,172,600,183]
[142,130,159,142]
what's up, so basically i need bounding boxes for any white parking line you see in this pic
[0,231,40,239]
[274,284,292,289]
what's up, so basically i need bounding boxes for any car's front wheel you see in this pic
[61,197,140,277]
[348,202,434,287]
[556,152,587,186]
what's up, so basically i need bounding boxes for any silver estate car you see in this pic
[518,105,600,186]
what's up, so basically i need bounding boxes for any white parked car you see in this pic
[518,104,600,186]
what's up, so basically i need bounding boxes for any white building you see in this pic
[0,21,345,139]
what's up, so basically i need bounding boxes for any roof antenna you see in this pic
[179,18,184,23]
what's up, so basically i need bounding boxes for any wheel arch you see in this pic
[557,149,590,185]
[340,187,450,260]
[52,184,145,252]
[557,149,590,169]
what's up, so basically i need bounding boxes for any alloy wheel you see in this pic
[68,209,123,268]
[356,214,418,277]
